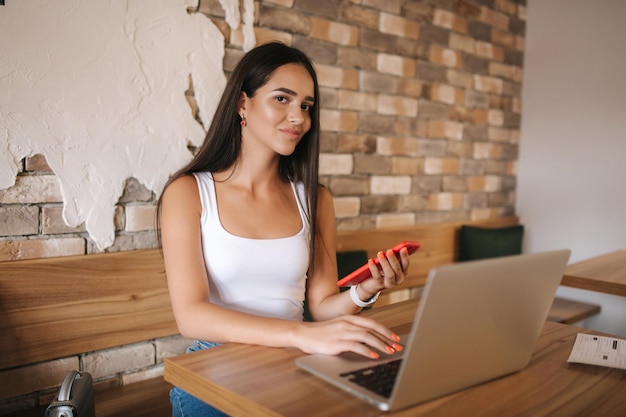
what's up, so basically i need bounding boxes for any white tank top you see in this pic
[193,172,310,321]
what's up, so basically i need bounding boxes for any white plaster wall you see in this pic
[518,0,626,336]
[0,0,254,249]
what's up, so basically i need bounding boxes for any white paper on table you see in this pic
[567,333,626,370]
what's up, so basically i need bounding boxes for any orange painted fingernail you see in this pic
[391,333,401,342]
[386,346,395,354]
[370,351,380,359]
[392,343,403,352]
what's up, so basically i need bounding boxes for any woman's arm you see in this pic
[305,186,411,321]
[160,176,401,358]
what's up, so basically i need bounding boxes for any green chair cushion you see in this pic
[458,225,524,261]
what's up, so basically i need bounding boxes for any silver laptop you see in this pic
[296,249,571,412]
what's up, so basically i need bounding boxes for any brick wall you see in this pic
[0,0,525,261]
[0,0,525,412]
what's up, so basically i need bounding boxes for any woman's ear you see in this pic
[237,92,247,116]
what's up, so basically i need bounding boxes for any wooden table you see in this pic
[562,250,626,297]
[164,299,626,417]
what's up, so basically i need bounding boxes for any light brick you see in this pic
[310,17,358,46]
[429,46,462,68]
[0,237,85,262]
[487,109,504,126]
[377,53,416,77]
[430,83,464,106]
[0,206,38,235]
[474,142,502,159]
[0,175,62,204]
[121,365,164,385]
[468,175,502,192]
[125,204,157,232]
[488,127,511,142]
[474,75,503,94]
[370,176,411,195]
[475,41,504,61]
[391,157,420,175]
[471,207,502,221]
[83,343,155,379]
[315,64,359,89]
[25,154,52,172]
[491,28,516,48]
[377,95,418,117]
[377,136,419,156]
[338,90,377,112]
[478,6,510,30]
[319,153,353,175]
[424,157,459,175]
[320,109,359,132]
[379,12,419,39]
[495,0,518,16]
[376,213,415,229]
[428,120,464,140]
[429,193,463,210]
[432,9,467,33]
[42,206,86,234]
[0,356,78,399]
[333,197,360,218]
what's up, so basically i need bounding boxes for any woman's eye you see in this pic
[275,96,288,103]
[301,103,312,112]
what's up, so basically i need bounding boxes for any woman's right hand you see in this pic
[292,315,403,359]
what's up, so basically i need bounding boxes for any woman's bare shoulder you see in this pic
[162,174,201,210]
[164,174,197,195]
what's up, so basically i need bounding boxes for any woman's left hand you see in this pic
[357,247,411,298]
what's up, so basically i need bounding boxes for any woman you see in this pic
[158,42,411,416]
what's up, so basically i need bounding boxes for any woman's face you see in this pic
[240,63,315,157]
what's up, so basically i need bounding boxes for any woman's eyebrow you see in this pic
[273,87,315,103]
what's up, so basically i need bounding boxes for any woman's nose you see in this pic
[288,111,303,124]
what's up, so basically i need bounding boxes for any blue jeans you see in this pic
[170,340,229,417]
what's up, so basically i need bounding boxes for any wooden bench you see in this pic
[1,216,600,415]
[1,250,176,417]
[335,216,601,324]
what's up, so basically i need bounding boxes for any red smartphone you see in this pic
[336,241,422,287]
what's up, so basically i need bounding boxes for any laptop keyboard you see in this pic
[340,359,402,399]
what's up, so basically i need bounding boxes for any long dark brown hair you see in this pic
[157,41,321,269]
